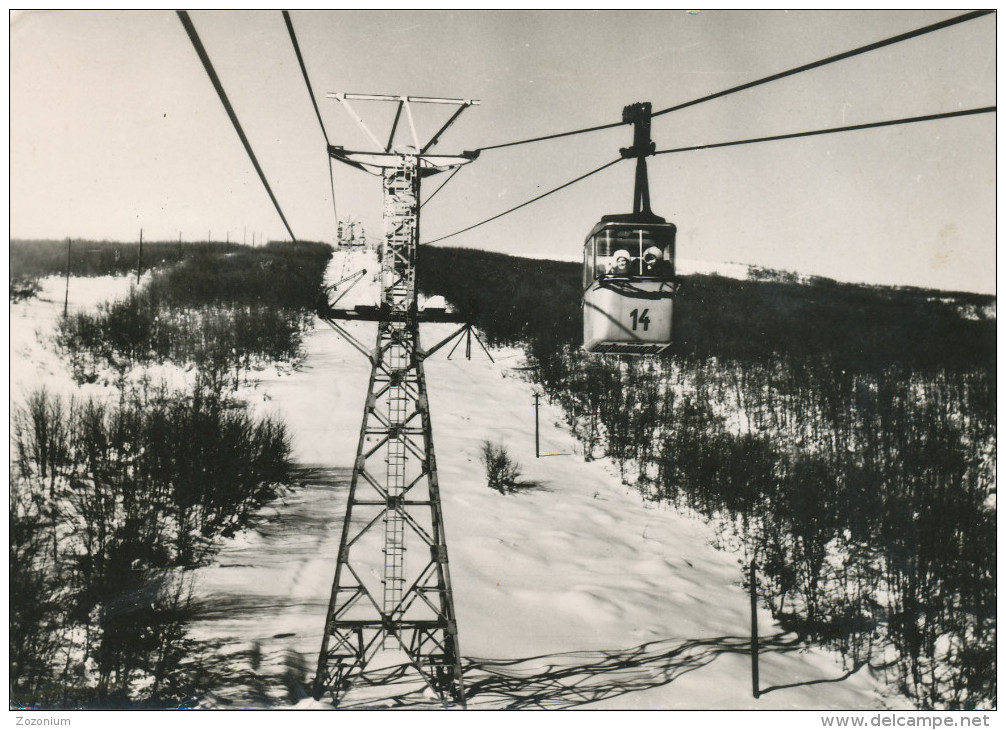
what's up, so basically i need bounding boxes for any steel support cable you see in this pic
[476,119,626,153]
[652,106,995,157]
[421,105,993,247]
[419,166,462,210]
[470,10,992,155]
[282,11,329,146]
[282,11,339,235]
[651,10,993,119]
[420,157,622,245]
[177,11,297,241]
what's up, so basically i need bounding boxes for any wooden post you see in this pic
[534,393,540,458]
[63,238,71,317]
[178,232,183,261]
[750,559,760,699]
[136,228,143,284]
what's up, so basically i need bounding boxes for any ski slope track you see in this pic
[11,251,912,711]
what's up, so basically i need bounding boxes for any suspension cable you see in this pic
[470,10,991,154]
[420,166,462,210]
[283,11,339,236]
[177,11,297,241]
[653,106,995,157]
[283,12,329,146]
[476,119,626,153]
[652,10,993,119]
[420,104,994,247]
[421,157,622,245]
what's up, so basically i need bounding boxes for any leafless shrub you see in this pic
[479,440,521,495]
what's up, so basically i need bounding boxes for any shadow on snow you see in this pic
[330,633,834,709]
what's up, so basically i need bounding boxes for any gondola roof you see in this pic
[597,211,668,225]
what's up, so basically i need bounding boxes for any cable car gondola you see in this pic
[582,211,676,355]
[582,101,677,355]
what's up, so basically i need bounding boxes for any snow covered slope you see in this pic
[9,252,909,710]
[185,249,910,710]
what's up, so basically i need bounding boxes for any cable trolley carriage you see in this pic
[583,212,676,355]
[582,101,676,355]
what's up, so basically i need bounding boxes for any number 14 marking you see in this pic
[630,308,650,332]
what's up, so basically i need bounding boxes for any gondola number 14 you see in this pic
[629,308,650,332]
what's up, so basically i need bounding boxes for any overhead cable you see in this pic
[421,157,622,245]
[652,106,995,157]
[283,11,340,234]
[476,119,626,153]
[420,105,994,247]
[177,11,297,241]
[651,10,993,119]
[471,10,992,154]
[420,166,462,210]
[283,11,329,145]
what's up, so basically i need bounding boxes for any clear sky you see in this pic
[9,10,996,294]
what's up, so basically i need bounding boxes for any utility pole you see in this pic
[534,393,541,458]
[313,93,479,709]
[750,560,760,699]
[63,238,71,317]
[137,228,143,284]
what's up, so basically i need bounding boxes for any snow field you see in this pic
[9,250,911,710]
[191,250,909,710]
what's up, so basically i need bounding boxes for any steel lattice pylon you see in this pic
[313,154,466,707]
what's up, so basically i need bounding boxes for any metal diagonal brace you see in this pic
[323,268,369,307]
[387,100,404,152]
[422,102,473,154]
[447,324,494,363]
[329,92,385,152]
[418,323,469,361]
[320,318,375,363]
